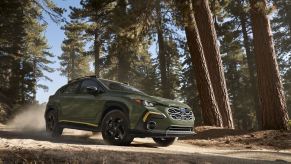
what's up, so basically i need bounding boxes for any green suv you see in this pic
[45,76,195,146]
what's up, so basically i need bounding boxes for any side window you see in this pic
[62,82,80,94]
[80,79,99,93]
[54,88,63,95]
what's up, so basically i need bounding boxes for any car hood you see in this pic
[112,91,190,108]
[126,93,189,108]
[148,96,190,108]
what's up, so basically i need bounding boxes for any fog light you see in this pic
[146,121,156,130]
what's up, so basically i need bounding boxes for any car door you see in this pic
[71,79,106,125]
[58,81,82,121]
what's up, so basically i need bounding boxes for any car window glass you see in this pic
[54,88,62,95]
[80,79,99,93]
[62,82,80,94]
[99,79,144,94]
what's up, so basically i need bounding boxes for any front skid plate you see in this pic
[129,129,196,138]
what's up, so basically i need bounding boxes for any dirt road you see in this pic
[0,124,290,164]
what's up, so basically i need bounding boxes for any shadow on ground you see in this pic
[0,130,104,145]
[0,129,159,148]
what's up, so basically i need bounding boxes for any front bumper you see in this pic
[131,107,195,138]
[129,129,196,138]
[129,102,195,138]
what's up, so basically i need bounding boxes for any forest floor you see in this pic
[181,126,291,151]
[0,123,290,163]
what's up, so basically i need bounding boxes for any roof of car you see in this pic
[68,76,125,85]
[68,75,97,84]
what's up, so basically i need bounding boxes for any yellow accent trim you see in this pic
[59,120,98,127]
[142,112,164,122]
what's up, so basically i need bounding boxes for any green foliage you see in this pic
[59,21,91,80]
[222,51,256,129]
[68,0,161,95]
[272,0,291,118]
[272,0,291,56]
[162,39,183,99]
[212,0,259,129]
[0,0,58,105]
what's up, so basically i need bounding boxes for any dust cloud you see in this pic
[5,104,96,137]
[7,104,46,132]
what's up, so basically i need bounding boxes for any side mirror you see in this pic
[86,86,102,95]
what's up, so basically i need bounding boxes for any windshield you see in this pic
[99,79,144,94]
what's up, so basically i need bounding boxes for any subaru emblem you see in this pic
[181,108,186,113]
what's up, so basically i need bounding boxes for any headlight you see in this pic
[134,99,155,107]
[142,100,155,107]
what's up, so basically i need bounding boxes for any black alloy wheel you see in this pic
[101,110,133,146]
[45,110,63,137]
[152,137,176,147]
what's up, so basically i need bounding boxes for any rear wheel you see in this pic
[101,110,133,146]
[45,110,63,137]
[152,137,176,147]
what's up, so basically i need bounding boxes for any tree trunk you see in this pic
[155,0,170,98]
[21,67,25,104]
[94,30,100,77]
[117,49,130,82]
[193,0,234,129]
[238,0,261,128]
[11,59,21,104]
[183,0,222,127]
[250,0,289,130]
[32,58,37,103]
[71,50,76,80]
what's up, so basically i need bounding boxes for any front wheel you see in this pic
[45,110,63,137]
[153,137,176,147]
[101,110,133,146]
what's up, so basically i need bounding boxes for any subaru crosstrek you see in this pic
[45,76,195,146]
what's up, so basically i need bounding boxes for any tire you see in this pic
[45,110,63,137]
[92,132,99,135]
[152,137,176,147]
[101,110,133,146]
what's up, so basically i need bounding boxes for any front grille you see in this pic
[168,126,193,132]
[167,107,193,120]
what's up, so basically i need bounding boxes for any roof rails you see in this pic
[68,75,97,83]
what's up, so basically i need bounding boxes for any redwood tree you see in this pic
[250,0,289,130]
[193,0,234,129]
[177,0,223,127]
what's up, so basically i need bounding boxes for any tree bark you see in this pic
[117,40,131,83]
[193,0,234,129]
[20,67,25,104]
[11,59,21,104]
[155,0,170,98]
[115,1,131,83]
[250,0,289,130]
[183,0,223,127]
[238,0,261,128]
